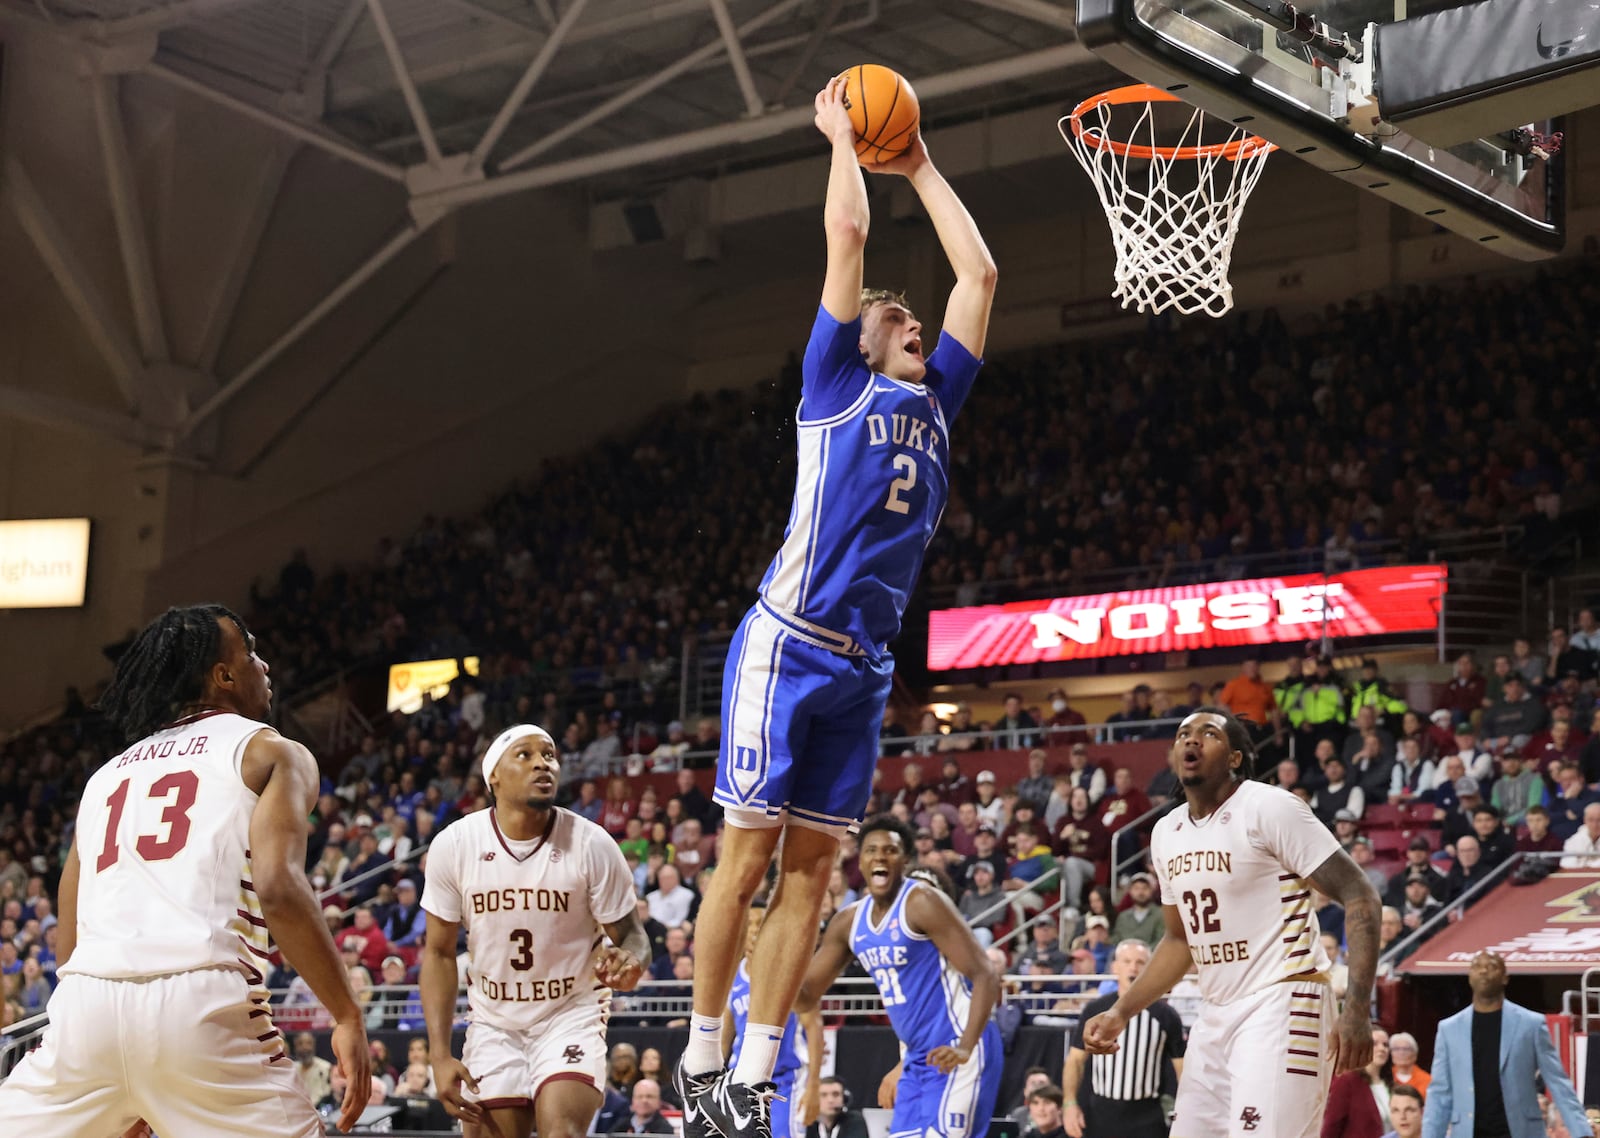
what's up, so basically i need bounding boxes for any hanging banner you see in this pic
[926,564,1446,670]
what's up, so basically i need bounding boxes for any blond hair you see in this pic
[860,287,914,321]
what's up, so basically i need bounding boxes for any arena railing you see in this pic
[0,1011,48,1079]
[1377,850,1553,974]
[262,973,1133,1033]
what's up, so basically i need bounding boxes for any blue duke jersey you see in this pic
[728,960,805,1080]
[848,879,1002,1138]
[848,879,994,1063]
[759,305,982,655]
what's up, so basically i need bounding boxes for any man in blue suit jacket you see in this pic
[1423,951,1595,1138]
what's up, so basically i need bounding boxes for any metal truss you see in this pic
[0,0,1086,451]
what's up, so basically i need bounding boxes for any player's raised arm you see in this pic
[793,907,857,1014]
[905,885,1000,1073]
[865,135,997,357]
[1307,848,1381,1074]
[1082,905,1191,1054]
[245,732,370,1133]
[816,75,870,324]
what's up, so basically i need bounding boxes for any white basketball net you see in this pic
[1060,93,1274,318]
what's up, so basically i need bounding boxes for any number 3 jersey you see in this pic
[757,305,982,657]
[64,711,274,982]
[848,878,985,1063]
[421,807,636,1034]
[1149,779,1343,1006]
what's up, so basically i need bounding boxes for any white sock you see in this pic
[684,1014,724,1076]
[732,1022,784,1086]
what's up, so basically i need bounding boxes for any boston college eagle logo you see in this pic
[564,1045,585,1063]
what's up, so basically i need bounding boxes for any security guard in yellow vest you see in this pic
[1296,655,1350,748]
[1274,656,1308,729]
[1349,657,1409,724]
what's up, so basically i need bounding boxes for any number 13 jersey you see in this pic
[420,807,636,1034]
[1149,780,1343,1006]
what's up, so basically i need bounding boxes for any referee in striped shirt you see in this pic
[1063,941,1185,1138]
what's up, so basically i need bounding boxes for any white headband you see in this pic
[482,724,555,786]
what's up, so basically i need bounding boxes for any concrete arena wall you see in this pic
[0,23,1595,726]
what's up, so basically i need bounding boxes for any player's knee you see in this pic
[538,1119,587,1138]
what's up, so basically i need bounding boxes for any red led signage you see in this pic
[926,565,1447,670]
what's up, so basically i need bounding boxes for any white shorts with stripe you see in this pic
[0,967,318,1138]
[1171,979,1334,1138]
[461,997,608,1111]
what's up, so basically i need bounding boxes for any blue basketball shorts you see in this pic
[713,603,893,835]
[771,1067,804,1138]
[891,1027,1003,1138]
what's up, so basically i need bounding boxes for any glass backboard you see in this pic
[1076,0,1565,257]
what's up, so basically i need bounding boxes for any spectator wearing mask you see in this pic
[1044,690,1089,744]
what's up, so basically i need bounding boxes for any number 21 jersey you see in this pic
[1150,779,1342,1006]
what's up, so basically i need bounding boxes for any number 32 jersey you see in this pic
[1150,780,1343,1006]
[421,807,636,1034]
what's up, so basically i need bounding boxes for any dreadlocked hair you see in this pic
[97,604,247,744]
[1190,705,1259,781]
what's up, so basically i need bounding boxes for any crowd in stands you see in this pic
[4,262,1600,1127]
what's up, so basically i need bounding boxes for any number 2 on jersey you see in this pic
[1181,888,1221,935]
[97,771,201,871]
[885,454,916,514]
[873,966,907,1006]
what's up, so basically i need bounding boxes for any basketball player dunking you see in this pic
[679,74,998,1138]
[1083,708,1382,1138]
[418,724,650,1138]
[0,604,371,1137]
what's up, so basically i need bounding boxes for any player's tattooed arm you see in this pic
[1308,848,1381,1074]
[906,885,1001,1071]
[599,910,651,991]
[794,907,857,1014]
[1083,906,1191,1054]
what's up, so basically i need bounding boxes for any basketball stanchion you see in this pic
[1060,84,1276,318]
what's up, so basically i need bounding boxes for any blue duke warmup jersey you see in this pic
[759,305,982,656]
[728,960,805,1080]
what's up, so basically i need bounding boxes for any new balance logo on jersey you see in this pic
[1240,1107,1262,1130]
[564,1045,584,1063]
[482,852,496,861]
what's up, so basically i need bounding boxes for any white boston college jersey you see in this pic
[421,807,636,1034]
[64,711,273,983]
[1150,780,1343,1006]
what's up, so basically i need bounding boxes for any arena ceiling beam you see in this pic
[466,0,593,176]
[364,0,444,168]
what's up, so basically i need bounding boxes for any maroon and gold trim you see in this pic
[490,809,558,863]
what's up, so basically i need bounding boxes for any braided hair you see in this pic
[97,604,248,744]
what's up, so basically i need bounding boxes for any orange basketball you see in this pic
[841,64,920,164]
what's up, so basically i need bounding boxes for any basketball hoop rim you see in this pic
[1065,83,1277,162]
